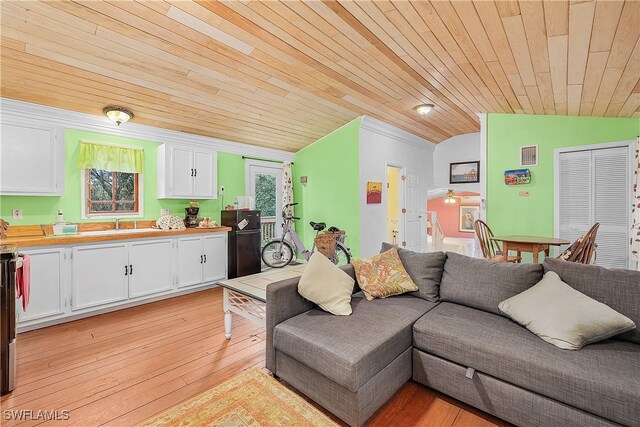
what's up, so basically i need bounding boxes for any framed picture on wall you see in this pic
[450,161,480,184]
[366,181,382,204]
[459,205,480,233]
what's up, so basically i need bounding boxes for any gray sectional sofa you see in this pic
[265,250,640,427]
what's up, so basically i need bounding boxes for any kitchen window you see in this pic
[78,140,144,218]
[85,169,140,216]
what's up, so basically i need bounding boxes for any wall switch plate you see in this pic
[518,191,530,198]
[160,208,169,216]
[219,186,225,196]
[12,209,22,220]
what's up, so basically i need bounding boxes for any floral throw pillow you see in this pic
[352,248,418,300]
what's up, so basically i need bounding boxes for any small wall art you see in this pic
[459,205,480,233]
[366,181,382,204]
[450,161,480,184]
[504,169,531,185]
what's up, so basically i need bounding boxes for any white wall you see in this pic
[432,132,481,193]
[358,116,435,257]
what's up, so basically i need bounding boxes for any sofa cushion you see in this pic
[544,257,640,344]
[381,242,446,302]
[274,292,437,392]
[440,252,543,316]
[352,248,418,300]
[298,252,355,316]
[499,271,636,349]
[413,302,640,426]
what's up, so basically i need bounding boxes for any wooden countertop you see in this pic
[0,224,231,248]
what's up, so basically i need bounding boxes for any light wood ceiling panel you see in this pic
[1,0,638,151]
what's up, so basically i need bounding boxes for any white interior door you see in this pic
[558,145,630,268]
[246,161,283,239]
[593,147,630,268]
[405,171,422,252]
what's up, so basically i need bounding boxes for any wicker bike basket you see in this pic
[313,230,346,259]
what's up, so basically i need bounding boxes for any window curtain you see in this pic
[78,141,143,173]
[631,136,640,267]
[282,161,294,230]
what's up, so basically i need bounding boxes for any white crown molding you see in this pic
[0,98,294,161]
[360,115,436,150]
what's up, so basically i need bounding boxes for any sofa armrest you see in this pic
[265,276,316,373]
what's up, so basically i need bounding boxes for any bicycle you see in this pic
[261,202,352,268]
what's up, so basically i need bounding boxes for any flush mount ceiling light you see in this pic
[103,106,134,126]
[414,103,434,116]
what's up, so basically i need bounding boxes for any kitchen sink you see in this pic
[78,228,160,237]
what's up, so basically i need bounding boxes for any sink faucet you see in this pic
[115,218,120,230]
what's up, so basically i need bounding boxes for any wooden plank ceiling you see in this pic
[1,1,638,152]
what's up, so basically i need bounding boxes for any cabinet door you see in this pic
[194,150,216,199]
[17,249,66,323]
[72,243,128,311]
[171,146,194,197]
[128,239,174,298]
[0,123,61,195]
[177,237,203,288]
[203,234,227,282]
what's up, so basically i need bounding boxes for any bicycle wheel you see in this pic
[329,242,351,266]
[262,240,294,268]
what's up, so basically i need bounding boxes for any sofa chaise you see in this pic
[265,251,640,427]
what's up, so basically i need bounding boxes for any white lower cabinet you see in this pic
[17,233,227,331]
[128,239,174,298]
[177,236,206,288]
[203,235,227,282]
[17,248,66,323]
[72,243,129,311]
[177,234,227,288]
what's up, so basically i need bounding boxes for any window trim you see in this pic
[81,169,144,219]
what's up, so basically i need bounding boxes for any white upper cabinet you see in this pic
[157,144,217,199]
[0,121,64,196]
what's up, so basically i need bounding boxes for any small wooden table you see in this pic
[217,264,306,339]
[490,235,570,263]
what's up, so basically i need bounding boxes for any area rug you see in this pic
[139,368,338,427]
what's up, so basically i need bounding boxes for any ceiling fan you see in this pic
[443,189,462,204]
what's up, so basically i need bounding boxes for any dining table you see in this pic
[490,235,571,263]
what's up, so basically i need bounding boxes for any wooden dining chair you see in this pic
[474,220,521,263]
[558,223,600,264]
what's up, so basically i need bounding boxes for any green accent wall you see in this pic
[293,118,361,257]
[487,114,639,260]
[0,129,245,225]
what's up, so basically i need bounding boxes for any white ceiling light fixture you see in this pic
[414,104,434,116]
[103,106,134,126]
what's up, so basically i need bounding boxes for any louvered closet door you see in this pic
[593,147,629,268]
[558,151,593,251]
[558,147,629,269]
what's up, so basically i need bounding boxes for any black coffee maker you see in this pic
[185,207,199,228]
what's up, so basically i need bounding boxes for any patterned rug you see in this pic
[139,368,338,427]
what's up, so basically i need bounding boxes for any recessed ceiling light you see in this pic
[103,106,134,126]
[414,104,434,116]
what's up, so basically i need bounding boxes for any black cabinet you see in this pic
[221,210,262,279]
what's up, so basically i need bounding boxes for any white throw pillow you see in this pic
[499,271,636,350]
[298,252,355,316]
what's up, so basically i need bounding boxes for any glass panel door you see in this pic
[247,163,283,242]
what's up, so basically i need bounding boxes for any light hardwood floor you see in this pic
[1,288,507,427]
